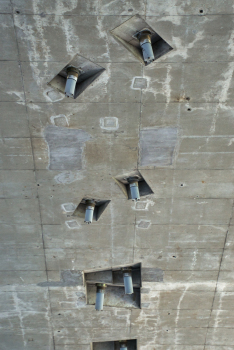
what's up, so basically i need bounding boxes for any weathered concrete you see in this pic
[0,102,29,137]
[0,138,33,170]
[1,2,234,350]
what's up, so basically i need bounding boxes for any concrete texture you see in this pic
[1,2,234,350]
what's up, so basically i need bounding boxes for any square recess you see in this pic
[110,14,173,66]
[62,203,77,212]
[91,340,137,350]
[113,170,154,200]
[47,53,105,99]
[100,117,119,131]
[72,197,110,222]
[104,117,117,127]
[137,220,151,229]
[132,77,147,90]
[135,202,148,210]
[65,220,80,229]
[84,263,141,309]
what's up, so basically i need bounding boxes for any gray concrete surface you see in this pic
[1,1,234,349]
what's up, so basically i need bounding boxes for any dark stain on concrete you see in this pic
[37,270,83,287]
[45,126,91,170]
[140,127,177,167]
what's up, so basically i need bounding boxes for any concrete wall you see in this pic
[1,1,234,349]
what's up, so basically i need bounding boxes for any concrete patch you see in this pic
[100,117,119,131]
[134,200,154,211]
[50,114,68,127]
[137,220,151,229]
[142,268,164,282]
[65,220,81,229]
[61,270,83,284]
[140,127,178,167]
[135,201,148,210]
[61,203,76,212]
[45,89,64,102]
[37,270,83,287]
[54,171,84,184]
[131,76,148,90]
[45,126,91,170]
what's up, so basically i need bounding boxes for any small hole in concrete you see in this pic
[58,331,60,333]
[187,108,191,111]
[168,313,170,315]
[172,256,176,258]
[186,97,190,101]
[58,314,61,315]
[180,184,184,187]
[199,9,203,13]
[16,10,20,14]
[37,184,40,186]
[128,8,133,11]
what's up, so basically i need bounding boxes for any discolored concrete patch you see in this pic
[132,77,148,90]
[100,117,119,131]
[54,171,84,184]
[142,268,164,282]
[37,269,83,287]
[45,126,91,170]
[135,202,148,210]
[137,220,151,229]
[65,220,81,229]
[140,127,178,167]
[50,114,68,127]
[61,203,76,212]
[46,89,64,102]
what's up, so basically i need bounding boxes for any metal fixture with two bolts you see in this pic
[126,176,141,201]
[134,29,154,65]
[94,268,134,311]
[119,341,128,350]
[95,283,106,311]
[122,267,133,294]
[84,200,95,224]
[85,263,141,310]
[65,66,80,98]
